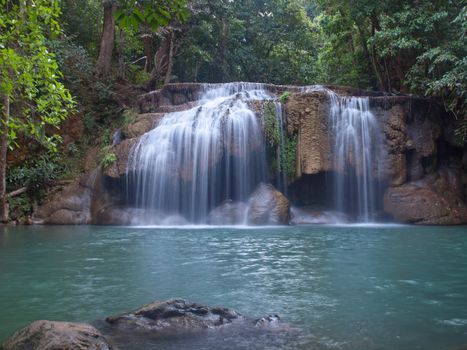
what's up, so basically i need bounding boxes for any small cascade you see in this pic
[300,85,385,221]
[328,93,384,222]
[126,83,271,223]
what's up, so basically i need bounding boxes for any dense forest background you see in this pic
[0,0,466,222]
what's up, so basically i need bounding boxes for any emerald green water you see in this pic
[0,225,466,349]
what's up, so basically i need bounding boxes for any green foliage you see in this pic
[83,113,97,132]
[283,134,297,177]
[7,153,66,193]
[0,0,75,151]
[127,65,151,85]
[59,0,102,56]
[263,102,281,147]
[121,108,137,127]
[316,0,466,140]
[279,91,291,103]
[263,101,297,178]
[100,147,117,168]
[7,194,32,221]
[115,0,189,32]
[46,37,94,93]
[173,0,320,84]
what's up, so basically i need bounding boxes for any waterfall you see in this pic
[301,85,385,221]
[328,93,384,222]
[126,83,271,223]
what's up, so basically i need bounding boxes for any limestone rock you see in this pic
[102,138,137,178]
[32,178,94,225]
[247,183,290,225]
[105,299,244,332]
[207,200,248,225]
[0,320,112,350]
[383,169,467,224]
[285,92,331,175]
[124,113,164,139]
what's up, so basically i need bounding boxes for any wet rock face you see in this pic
[247,183,290,225]
[285,92,331,176]
[207,200,248,225]
[106,299,244,332]
[383,169,467,225]
[0,320,113,350]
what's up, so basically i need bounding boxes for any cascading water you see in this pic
[126,82,385,225]
[301,85,385,222]
[328,93,385,222]
[126,83,271,223]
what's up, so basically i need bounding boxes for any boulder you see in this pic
[32,177,94,225]
[105,299,244,332]
[0,320,113,350]
[247,183,290,225]
[207,200,248,225]
[383,169,467,224]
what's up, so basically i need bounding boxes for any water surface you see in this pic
[1,225,466,349]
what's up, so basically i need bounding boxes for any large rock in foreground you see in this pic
[0,321,113,350]
[247,183,290,225]
[383,169,467,225]
[105,299,244,332]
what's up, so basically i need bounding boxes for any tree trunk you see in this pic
[164,31,174,84]
[0,94,9,223]
[142,25,154,73]
[95,0,116,76]
[148,30,172,89]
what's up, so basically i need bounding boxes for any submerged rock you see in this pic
[0,320,113,350]
[207,200,248,225]
[105,299,244,332]
[247,183,290,225]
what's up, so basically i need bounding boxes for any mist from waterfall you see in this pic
[126,83,270,223]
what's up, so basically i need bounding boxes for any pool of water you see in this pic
[0,225,466,349]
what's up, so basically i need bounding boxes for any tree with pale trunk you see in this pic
[0,0,74,222]
[95,0,189,78]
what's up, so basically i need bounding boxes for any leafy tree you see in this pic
[172,0,319,84]
[0,0,74,222]
[95,0,189,77]
[316,0,466,139]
